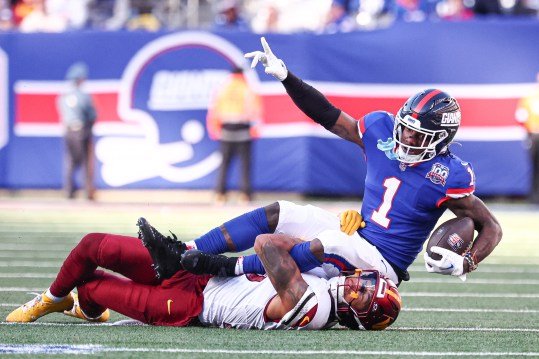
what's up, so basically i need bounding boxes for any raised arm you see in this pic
[245,37,364,149]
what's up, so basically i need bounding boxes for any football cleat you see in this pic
[137,217,187,280]
[181,249,237,277]
[64,293,110,322]
[6,291,74,323]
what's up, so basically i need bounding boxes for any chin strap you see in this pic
[377,138,398,160]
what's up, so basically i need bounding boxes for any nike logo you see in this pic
[441,264,454,271]
[299,316,310,327]
[167,299,173,315]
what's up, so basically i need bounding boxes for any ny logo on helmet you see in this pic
[441,112,461,126]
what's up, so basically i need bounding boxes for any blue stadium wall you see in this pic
[0,19,537,197]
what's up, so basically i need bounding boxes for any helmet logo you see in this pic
[426,162,449,186]
[402,115,421,128]
[441,112,461,126]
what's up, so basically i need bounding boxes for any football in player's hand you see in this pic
[426,217,475,260]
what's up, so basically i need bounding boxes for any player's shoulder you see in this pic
[426,151,475,189]
[439,152,473,171]
[358,111,394,137]
[363,110,394,127]
[297,275,335,330]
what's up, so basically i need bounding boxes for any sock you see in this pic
[45,289,66,303]
[242,242,323,275]
[234,256,244,275]
[194,207,270,254]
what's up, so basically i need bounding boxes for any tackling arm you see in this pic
[445,194,503,272]
[254,234,309,320]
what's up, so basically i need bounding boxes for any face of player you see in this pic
[401,127,427,155]
[342,274,376,315]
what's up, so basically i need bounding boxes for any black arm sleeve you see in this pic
[281,71,341,130]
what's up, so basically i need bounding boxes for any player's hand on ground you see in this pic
[424,246,467,281]
[339,210,365,235]
[244,37,288,81]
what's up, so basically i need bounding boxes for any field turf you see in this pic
[0,197,538,358]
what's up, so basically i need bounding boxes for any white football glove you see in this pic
[244,37,288,81]
[424,246,467,282]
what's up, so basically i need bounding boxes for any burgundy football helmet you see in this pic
[394,89,461,164]
[335,269,401,330]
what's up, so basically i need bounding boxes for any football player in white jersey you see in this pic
[199,232,401,330]
[6,228,401,331]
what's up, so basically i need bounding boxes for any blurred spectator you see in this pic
[0,0,14,30]
[4,0,539,33]
[212,0,250,31]
[57,62,97,200]
[12,0,35,27]
[471,0,502,15]
[96,0,130,30]
[48,0,92,30]
[436,0,475,20]
[250,2,280,33]
[394,0,440,22]
[324,0,360,32]
[515,72,539,204]
[206,66,262,204]
[19,0,69,32]
[355,0,395,29]
[472,0,538,16]
[509,0,539,15]
[125,0,161,31]
[323,0,395,32]
[247,0,329,33]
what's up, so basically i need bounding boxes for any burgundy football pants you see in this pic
[49,233,210,326]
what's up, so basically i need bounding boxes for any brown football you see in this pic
[426,217,475,260]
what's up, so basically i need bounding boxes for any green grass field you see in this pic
[0,197,538,358]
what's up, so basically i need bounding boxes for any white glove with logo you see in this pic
[424,246,467,282]
[244,37,288,81]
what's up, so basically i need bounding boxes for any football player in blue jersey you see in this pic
[138,37,502,286]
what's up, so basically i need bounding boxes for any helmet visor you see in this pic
[394,113,446,164]
[346,270,380,318]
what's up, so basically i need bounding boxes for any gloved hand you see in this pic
[244,37,288,81]
[339,210,366,235]
[424,246,467,282]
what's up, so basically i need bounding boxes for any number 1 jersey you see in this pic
[357,111,475,271]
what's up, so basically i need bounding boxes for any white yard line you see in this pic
[401,292,539,298]
[0,344,538,356]
[402,308,539,313]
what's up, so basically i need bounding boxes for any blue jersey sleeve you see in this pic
[434,156,476,207]
[358,111,394,141]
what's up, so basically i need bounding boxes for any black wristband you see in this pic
[282,72,341,130]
